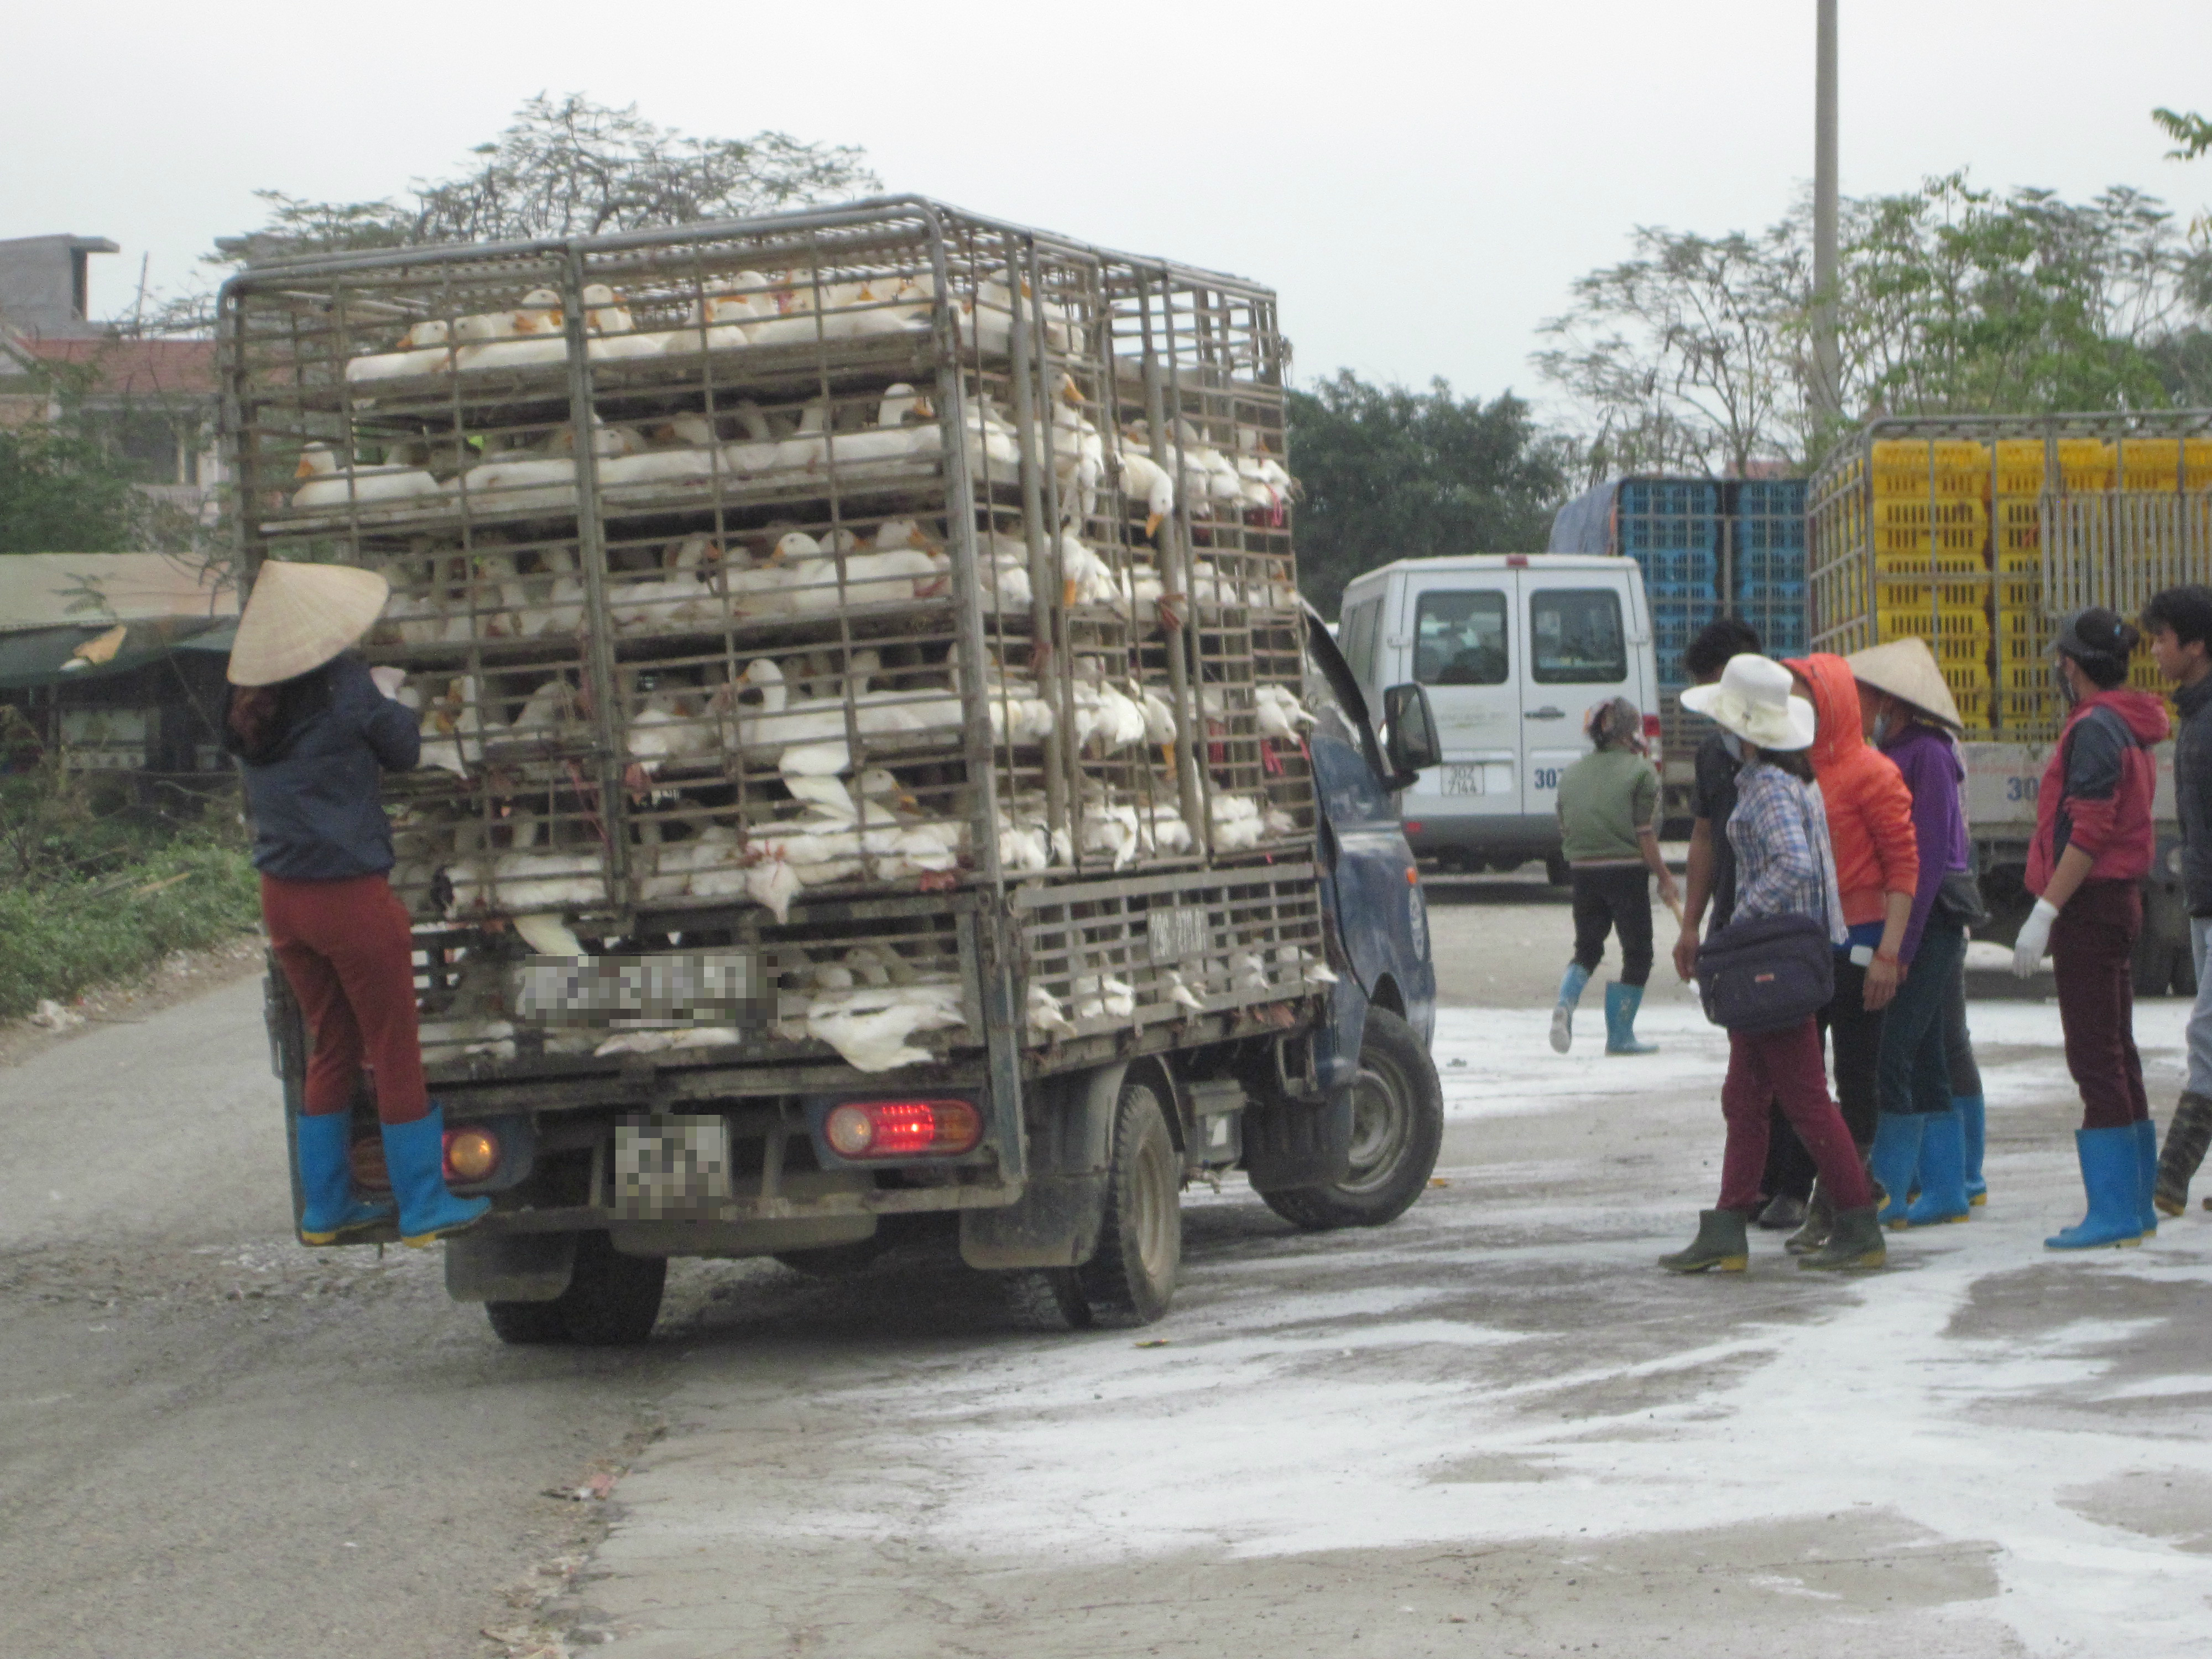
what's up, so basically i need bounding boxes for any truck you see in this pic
[220,197,1446,1342]
[1334,554,1663,879]
[1809,411,2212,992]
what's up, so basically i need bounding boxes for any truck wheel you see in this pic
[484,1232,665,1347]
[1003,1268,1094,1331]
[1260,1008,1443,1232]
[774,1238,890,1278]
[1071,1080,1181,1327]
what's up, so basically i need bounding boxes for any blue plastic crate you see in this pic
[1735,479,1807,518]
[1622,512,1721,555]
[1757,615,1808,655]
[1735,546,1807,587]
[1630,546,1718,589]
[1736,579,1806,607]
[1621,478,1721,519]
[1646,578,1719,604]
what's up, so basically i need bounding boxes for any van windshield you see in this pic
[1414,591,1507,686]
[1530,588,1626,684]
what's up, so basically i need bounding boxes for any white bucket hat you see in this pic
[227,561,390,686]
[1680,653,1818,752]
[1846,637,1964,734]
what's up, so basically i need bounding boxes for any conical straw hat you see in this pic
[227,561,390,686]
[1846,637,1963,733]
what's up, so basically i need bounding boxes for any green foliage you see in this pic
[210,92,877,271]
[0,423,149,553]
[2154,107,2212,163]
[0,757,256,1020]
[1287,372,1566,617]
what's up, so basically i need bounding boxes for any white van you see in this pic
[1334,554,1661,878]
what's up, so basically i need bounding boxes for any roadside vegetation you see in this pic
[0,717,257,1021]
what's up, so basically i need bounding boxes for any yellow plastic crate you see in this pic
[1996,578,2042,612]
[1871,536,1987,568]
[1871,438,1990,498]
[1927,635,1994,669]
[1999,688,2059,738]
[1872,498,1986,530]
[1948,681,1992,732]
[1992,437,2114,494]
[1998,612,2050,660]
[2000,660,2051,693]
[1877,607,1990,640]
[2115,437,2212,492]
[1876,580,1987,612]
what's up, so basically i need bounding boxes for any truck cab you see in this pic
[1335,554,1659,877]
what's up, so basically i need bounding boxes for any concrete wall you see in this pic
[0,234,119,339]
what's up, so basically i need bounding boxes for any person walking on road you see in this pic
[1550,697,1679,1055]
[2144,586,2212,1218]
[2010,608,2170,1249]
[223,562,488,1250]
[1849,640,1979,1229]
[1770,654,1919,1254]
[1661,654,1886,1274]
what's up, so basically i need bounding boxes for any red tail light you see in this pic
[443,1125,501,1183]
[1404,820,1425,835]
[1642,714,1663,740]
[823,1099,982,1159]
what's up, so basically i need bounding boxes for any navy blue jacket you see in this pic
[236,655,420,880]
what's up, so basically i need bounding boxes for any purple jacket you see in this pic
[1880,718,1969,964]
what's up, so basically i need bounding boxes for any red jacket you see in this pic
[1784,654,1919,930]
[2027,688,2170,892]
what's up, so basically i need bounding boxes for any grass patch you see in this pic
[0,743,260,1020]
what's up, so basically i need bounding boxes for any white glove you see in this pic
[2012,898,2059,978]
[369,665,408,700]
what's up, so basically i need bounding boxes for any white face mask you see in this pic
[2055,660,2080,708]
[1871,711,1893,746]
[1720,731,1746,761]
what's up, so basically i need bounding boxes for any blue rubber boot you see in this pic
[1901,1110,1971,1227]
[1957,1093,1987,1206]
[1866,1112,1925,1230]
[295,1109,395,1244]
[2046,1126,2145,1250]
[1550,962,1592,1054]
[380,1103,490,1248]
[2135,1118,2159,1238]
[1604,982,1658,1054]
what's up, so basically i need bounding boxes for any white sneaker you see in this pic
[1550,1001,1573,1054]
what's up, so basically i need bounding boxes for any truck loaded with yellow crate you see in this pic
[1810,414,2212,992]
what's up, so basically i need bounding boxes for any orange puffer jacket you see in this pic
[1783,653,1919,930]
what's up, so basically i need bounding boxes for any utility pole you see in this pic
[1812,0,1841,424]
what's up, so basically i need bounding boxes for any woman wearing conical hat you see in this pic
[222,561,487,1250]
[1847,638,1981,1231]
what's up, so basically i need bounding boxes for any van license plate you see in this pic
[1443,765,1485,796]
[612,1114,731,1218]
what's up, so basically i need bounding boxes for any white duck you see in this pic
[582,283,661,361]
[518,542,587,637]
[599,413,723,491]
[346,317,453,383]
[1255,683,1316,742]
[804,977,965,1072]
[660,270,772,353]
[289,443,440,511]
[829,384,938,471]
[453,289,568,371]
[608,534,718,634]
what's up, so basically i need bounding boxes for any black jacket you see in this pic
[233,655,420,880]
[2177,676,2212,915]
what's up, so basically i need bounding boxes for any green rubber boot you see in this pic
[1798,1206,1887,1271]
[1658,1209,1749,1274]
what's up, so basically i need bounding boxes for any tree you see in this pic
[145,95,877,330]
[1286,372,1566,617]
[0,425,147,554]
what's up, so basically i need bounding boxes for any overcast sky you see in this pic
[9,0,2210,422]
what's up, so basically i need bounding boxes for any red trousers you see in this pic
[1719,1018,1872,1212]
[262,872,428,1124]
[2052,878,2150,1130]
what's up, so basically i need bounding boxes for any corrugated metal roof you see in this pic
[0,554,237,635]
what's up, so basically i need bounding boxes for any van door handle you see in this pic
[1524,707,1567,721]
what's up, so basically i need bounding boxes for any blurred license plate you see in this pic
[1443,765,1485,795]
[512,951,767,1030]
[612,1114,731,1218]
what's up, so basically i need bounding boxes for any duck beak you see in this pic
[1144,510,1165,538]
[294,455,316,479]
[914,397,935,420]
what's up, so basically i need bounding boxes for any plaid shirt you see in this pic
[1726,761,1849,945]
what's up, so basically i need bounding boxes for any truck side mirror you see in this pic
[1381,684,1442,789]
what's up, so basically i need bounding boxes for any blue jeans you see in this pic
[1877,916,1968,1114]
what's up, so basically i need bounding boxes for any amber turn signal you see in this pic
[442,1125,500,1183]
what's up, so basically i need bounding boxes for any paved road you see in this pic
[7,884,2210,1659]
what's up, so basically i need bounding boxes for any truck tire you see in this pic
[483,1232,665,1347]
[1003,1268,1093,1331]
[1259,1008,1443,1232]
[774,1239,890,1278]
[1070,1079,1181,1327]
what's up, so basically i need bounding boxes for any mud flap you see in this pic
[444,1231,577,1303]
[1243,1086,1354,1194]
[959,1064,1123,1270]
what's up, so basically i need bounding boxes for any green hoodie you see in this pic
[1557,747,1657,864]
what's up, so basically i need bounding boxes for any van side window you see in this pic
[1530,588,1626,685]
[1341,598,1380,688]
[1414,591,1507,686]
